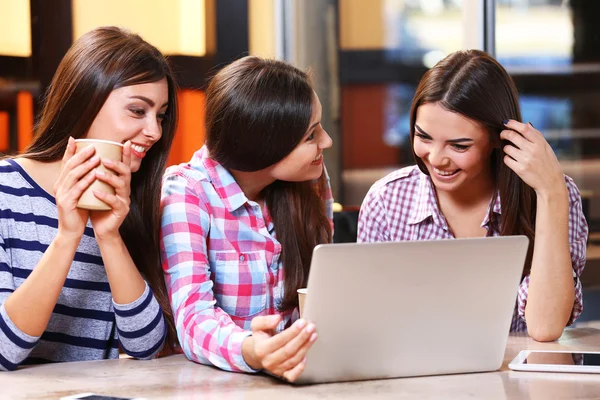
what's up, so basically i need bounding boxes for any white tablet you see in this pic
[60,394,145,400]
[509,350,600,374]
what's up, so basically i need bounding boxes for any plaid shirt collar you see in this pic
[194,146,250,212]
[407,170,502,230]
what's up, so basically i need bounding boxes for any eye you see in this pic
[451,144,470,152]
[306,132,315,141]
[415,133,431,141]
[130,108,145,117]
[157,112,166,122]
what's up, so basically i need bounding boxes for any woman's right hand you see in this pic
[54,137,100,239]
[242,314,318,382]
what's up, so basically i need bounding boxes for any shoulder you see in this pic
[162,159,211,200]
[365,165,423,202]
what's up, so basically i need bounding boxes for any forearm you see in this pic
[3,233,78,336]
[96,235,146,304]
[526,187,574,341]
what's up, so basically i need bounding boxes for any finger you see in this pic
[102,157,131,176]
[251,314,282,333]
[258,319,308,355]
[60,155,100,193]
[503,119,540,142]
[282,357,308,383]
[58,169,96,205]
[500,129,530,149]
[267,323,315,367]
[122,141,132,169]
[61,137,77,164]
[502,144,522,162]
[276,331,318,372]
[94,170,127,192]
[92,189,126,211]
[503,155,522,175]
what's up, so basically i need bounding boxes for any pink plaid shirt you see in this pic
[358,165,588,332]
[160,146,333,372]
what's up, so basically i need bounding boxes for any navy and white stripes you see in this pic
[0,159,165,371]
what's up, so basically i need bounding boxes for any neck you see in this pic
[228,168,275,203]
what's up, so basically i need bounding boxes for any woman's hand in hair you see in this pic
[89,141,133,241]
[54,136,98,240]
[500,120,567,198]
[242,314,317,382]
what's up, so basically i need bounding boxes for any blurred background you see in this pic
[1,0,599,325]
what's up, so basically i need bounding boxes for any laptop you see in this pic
[295,236,529,384]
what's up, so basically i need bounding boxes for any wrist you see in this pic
[535,179,568,204]
[95,232,124,247]
[242,336,262,370]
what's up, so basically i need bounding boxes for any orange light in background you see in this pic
[0,0,31,57]
[72,0,206,56]
[0,112,9,152]
[167,90,206,167]
[17,91,33,152]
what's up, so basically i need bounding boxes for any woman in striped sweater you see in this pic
[0,26,178,371]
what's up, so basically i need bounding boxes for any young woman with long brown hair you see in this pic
[160,56,333,382]
[0,26,179,371]
[358,50,588,342]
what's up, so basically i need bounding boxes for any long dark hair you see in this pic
[205,56,332,311]
[22,26,179,352]
[409,49,536,276]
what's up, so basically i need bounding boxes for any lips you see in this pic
[433,167,459,177]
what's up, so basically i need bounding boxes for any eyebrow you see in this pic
[415,124,474,144]
[129,95,169,108]
[307,121,320,132]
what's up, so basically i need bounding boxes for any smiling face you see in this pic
[84,78,169,173]
[413,102,495,194]
[269,93,333,182]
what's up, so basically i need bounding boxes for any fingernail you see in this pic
[90,155,100,163]
[296,319,306,329]
[86,146,95,153]
[302,357,307,364]
[95,169,104,177]
[305,323,315,333]
[309,333,318,343]
[502,119,509,125]
[103,158,114,166]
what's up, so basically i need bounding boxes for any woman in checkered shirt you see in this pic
[160,56,334,381]
[358,50,588,342]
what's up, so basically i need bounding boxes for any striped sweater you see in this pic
[0,159,166,371]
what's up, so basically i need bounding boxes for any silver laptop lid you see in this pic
[296,236,529,384]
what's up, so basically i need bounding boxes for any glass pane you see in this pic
[339,0,480,206]
[496,1,600,227]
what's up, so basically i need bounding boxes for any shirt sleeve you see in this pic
[113,282,166,360]
[0,235,40,371]
[357,184,390,243]
[516,176,588,326]
[160,172,256,373]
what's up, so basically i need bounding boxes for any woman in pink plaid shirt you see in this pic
[160,56,333,381]
[358,50,588,342]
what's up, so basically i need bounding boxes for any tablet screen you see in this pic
[524,352,600,366]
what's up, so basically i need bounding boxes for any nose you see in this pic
[143,117,162,142]
[428,145,450,168]
[319,129,333,150]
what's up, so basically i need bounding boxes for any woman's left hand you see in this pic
[500,120,566,197]
[90,141,132,240]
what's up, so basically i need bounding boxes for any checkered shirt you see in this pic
[160,146,333,372]
[357,165,588,332]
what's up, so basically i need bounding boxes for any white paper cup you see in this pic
[74,139,123,210]
[297,288,307,317]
